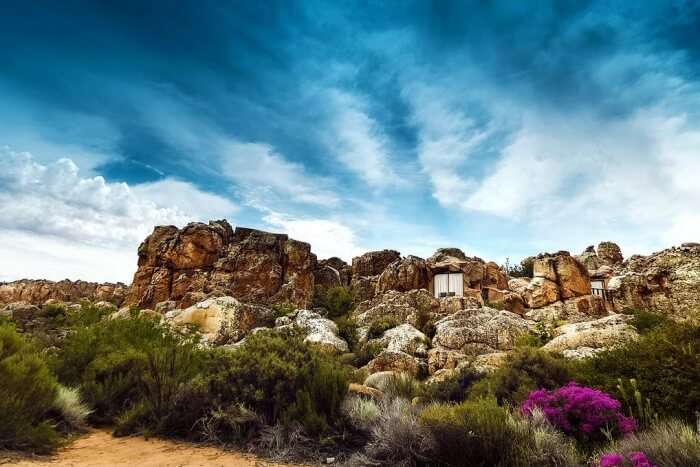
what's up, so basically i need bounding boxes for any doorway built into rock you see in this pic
[432,272,464,298]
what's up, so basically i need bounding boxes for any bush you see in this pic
[425,366,483,403]
[382,372,423,400]
[0,322,62,453]
[341,396,381,431]
[54,385,91,431]
[623,308,668,334]
[351,398,433,466]
[469,347,571,405]
[352,341,383,367]
[420,397,513,466]
[334,315,358,351]
[571,320,700,422]
[206,328,349,435]
[521,382,636,444]
[597,418,700,467]
[313,286,353,319]
[368,315,400,339]
[53,312,204,432]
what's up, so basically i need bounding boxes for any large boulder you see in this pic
[284,309,349,354]
[523,277,560,308]
[0,279,127,307]
[431,307,532,356]
[314,257,351,289]
[542,314,638,358]
[352,289,440,333]
[125,222,317,309]
[597,242,624,266]
[351,250,401,278]
[482,287,526,316]
[608,243,700,320]
[375,256,430,293]
[366,350,424,376]
[532,252,591,303]
[525,295,607,323]
[167,296,274,344]
[371,323,429,357]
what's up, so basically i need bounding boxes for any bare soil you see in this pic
[1,429,295,467]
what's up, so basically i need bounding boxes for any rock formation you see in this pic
[125,221,316,309]
[0,279,127,307]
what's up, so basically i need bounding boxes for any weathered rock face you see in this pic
[166,296,273,344]
[0,279,127,307]
[523,277,560,308]
[352,250,401,278]
[282,309,349,354]
[431,307,532,356]
[598,242,624,266]
[375,256,430,294]
[482,287,526,316]
[426,248,508,293]
[367,350,424,376]
[609,243,700,319]
[532,252,591,303]
[542,314,638,358]
[314,257,351,289]
[126,221,316,309]
[525,295,606,323]
[370,323,429,357]
[352,289,440,332]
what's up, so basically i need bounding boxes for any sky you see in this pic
[2,0,700,283]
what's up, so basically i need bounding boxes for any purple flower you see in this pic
[600,453,625,467]
[628,451,654,467]
[521,382,637,442]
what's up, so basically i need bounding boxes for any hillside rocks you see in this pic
[0,279,127,307]
[281,309,349,354]
[533,252,591,300]
[608,243,700,319]
[352,289,440,335]
[376,256,430,293]
[526,295,606,323]
[167,296,273,344]
[578,242,624,270]
[371,323,429,357]
[314,257,351,289]
[125,221,316,309]
[542,314,638,358]
[352,250,401,278]
[426,248,508,291]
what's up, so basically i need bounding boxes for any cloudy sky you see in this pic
[2,1,700,283]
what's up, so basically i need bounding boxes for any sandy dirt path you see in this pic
[2,429,295,467]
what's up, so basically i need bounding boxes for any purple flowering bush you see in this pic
[521,382,636,442]
[599,451,656,467]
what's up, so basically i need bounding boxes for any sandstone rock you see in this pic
[375,256,430,294]
[426,249,507,291]
[111,307,160,321]
[288,309,349,354]
[534,252,591,300]
[438,293,483,315]
[350,276,379,304]
[482,287,525,315]
[578,246,601,270]
[154,300,177,314]
[431,307,532,356]
[367,350,423,376]
[168,296,273,345]
[314,257,351,289]
[427,347,469,375]
[0,279,127,307]
[352,289,440,331]
[598,242,624,266]
[363,371,397,391]
[126,222,317,310]
[2,302,40,321]
[372,324,429,357]
[525,295,607,323]
[508,278,531,296]
[542,314,638,356]
[352,250,401,278]
[472,352,509,372]
[524,277,560,308]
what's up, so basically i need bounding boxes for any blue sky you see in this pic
[2,1,700,282]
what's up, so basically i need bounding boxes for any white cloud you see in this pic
[263,211,364,261]
[327,90,398,188]
[0,148,238,282]
[219,141,339,207]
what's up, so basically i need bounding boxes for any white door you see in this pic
[433,273,464,298]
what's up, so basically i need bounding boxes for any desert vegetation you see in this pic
[2,299,700,467]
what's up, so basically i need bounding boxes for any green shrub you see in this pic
[420,397,512,466]
[469,347,571,405]
[383,372,423,400]
[597,418,700,467]
[334,315,358,351]
[53,312,204,431]
[0,322,62,453]
[271,302,296,321]
[313,286,353,319]
[424,366,483,403]
[368,316,400,339]
[342,396,381,431]
[206,328,349,435]
[353,341,383,367]
[622,307,668,334]
[571,320,700,422]
[53,385,91,431]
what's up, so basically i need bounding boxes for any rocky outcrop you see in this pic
[281,309,349,354]
[542,314,638,358]
[523,277,560,308]
[482,287,525,316]
[0,279,127,307]
[525,295,606,323]
[375,256,430,294]
[126,221,316,309]
[608,243,700,319]
[577,242,624,271]
[431,307,532,356]
[352,250,401,278]
[370,323,429,357]
[314,257,351,289]
[426,248,508,291]
[166,296,274,344]
[533,252,591,300]
[352,289,440,334]
[367,350,424,376]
